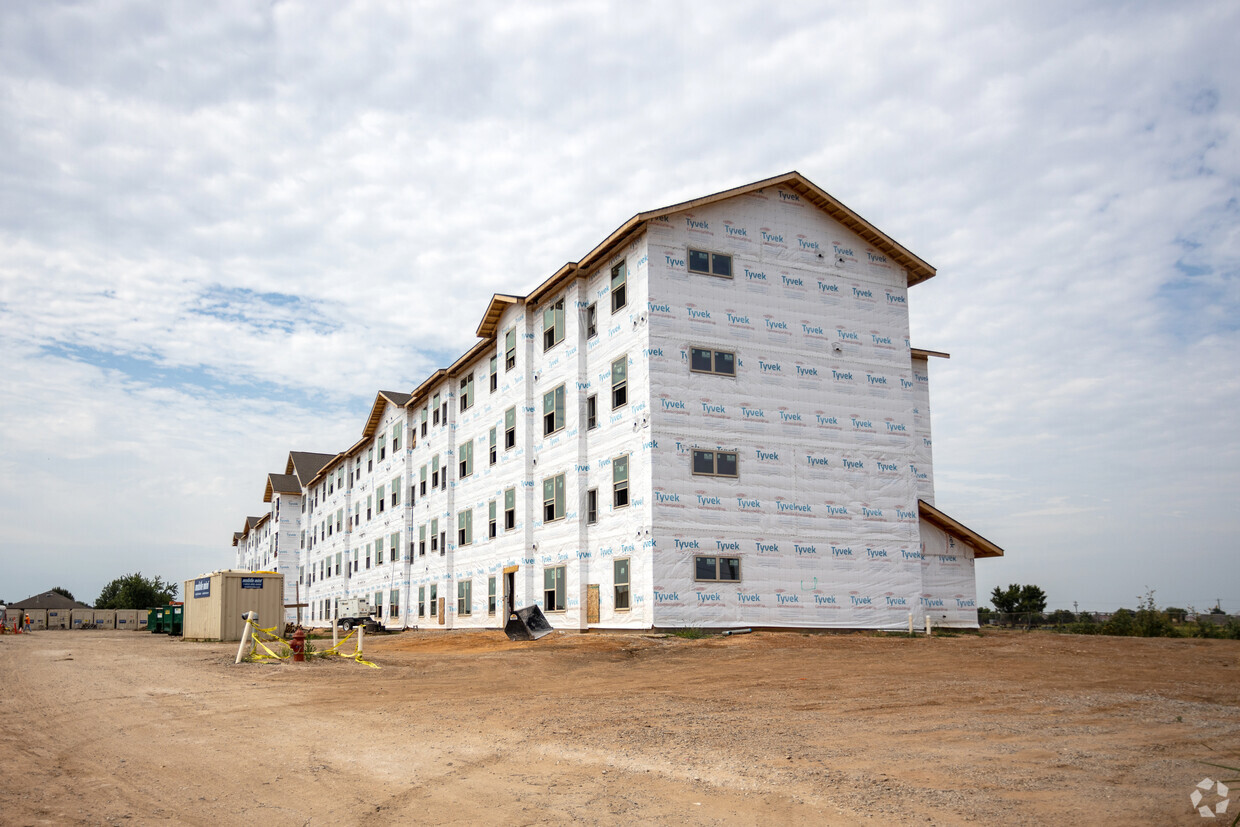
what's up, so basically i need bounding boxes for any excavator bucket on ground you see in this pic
[504,605,554,641]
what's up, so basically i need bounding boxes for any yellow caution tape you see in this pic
[239,619,379,667]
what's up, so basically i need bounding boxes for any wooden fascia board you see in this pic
[911,348,950,360]
[446,337,493,378]
[918,499,1004,558]
[526,262,580,307]
[475,294,523,339]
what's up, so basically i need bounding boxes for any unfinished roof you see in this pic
[361,391,413,440]
[475,294,523,340]
[525,170,936,308]
[263,473,302,502]
[911,348,950,360]
[285,452,336,483]
[919,500,1004,559]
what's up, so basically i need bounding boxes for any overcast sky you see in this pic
[1,1,1236,613]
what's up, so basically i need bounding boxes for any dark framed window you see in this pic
[692,449,739,478]
[695,556,741,582]
[614,558,630,610]
[610,261,626,313]
[587,394,598,430]
[543,473,566,522]
[505,407,516,449]
[690,347,736,377]
[504,487,516,530]
[505,328,516,371]
[612,455,629,508]
[587,488,598,524]
[543,384,566,436]
[687,248,733,278]
[544,565,566,611]
[611,356,627,409]
[585,303,597,338]
[543,297,565,351]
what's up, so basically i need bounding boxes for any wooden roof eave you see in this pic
[446,337,494,378]
[475,293,524,340]
[536,171,937,296]
[911,348,950,360]
[918,500,1004,558]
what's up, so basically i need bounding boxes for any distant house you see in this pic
[7,590,92,611]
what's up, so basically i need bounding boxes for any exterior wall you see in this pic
[918,518,978,627]
[911,355,936,505]
[227,180,985,631]
[301,404,413,628]
[271,492,302,623]
[644,186,924,629]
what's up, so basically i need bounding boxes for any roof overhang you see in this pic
[447,337,494,378]
[529,171,937,301]
[918,500,1004,558]
[475,294,524,340]
[911,348,950,360]
[361,391,412,441]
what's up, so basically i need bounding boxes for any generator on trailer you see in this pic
[335,597,380,632]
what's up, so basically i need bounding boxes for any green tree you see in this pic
[990,584,1022,614]
[1134,590,1172,637]
[1016,585,1048,614]
[991,583,1048,625]
[1047,609,1075,626]
[1103,608,1136,636]
[51,586,76,601]
[96,573,179,610]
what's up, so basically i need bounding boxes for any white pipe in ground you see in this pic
[234,611,257,664]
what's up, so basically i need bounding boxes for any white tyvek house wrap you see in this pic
[400,235,656,631]
[644,186,949,629]
[911,354,936,506]
[919,518,979,626]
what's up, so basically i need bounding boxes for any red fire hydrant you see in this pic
[290,628,306,663]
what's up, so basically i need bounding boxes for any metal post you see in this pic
[357,622,364,657]
[925,615,933,636]
[908,613,914,636]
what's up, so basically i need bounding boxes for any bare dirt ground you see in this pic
[1,628,1237,826]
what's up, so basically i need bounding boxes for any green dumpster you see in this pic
[151,607,166,633]
[166,603,183,636]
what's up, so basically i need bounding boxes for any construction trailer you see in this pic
[182,570,285,642]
